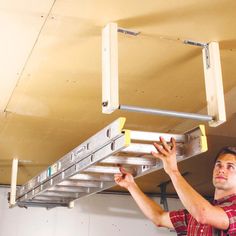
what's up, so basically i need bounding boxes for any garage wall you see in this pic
[0,187,182,236]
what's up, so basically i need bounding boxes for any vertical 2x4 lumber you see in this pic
[102,23,119,113]
[202,42,226,127]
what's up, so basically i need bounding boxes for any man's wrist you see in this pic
[167,169,181,179]
[127,181,138,192]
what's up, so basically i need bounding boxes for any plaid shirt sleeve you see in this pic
[169,209,189,236]
[221,203,236,234]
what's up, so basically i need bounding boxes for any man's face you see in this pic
[213,153,236,192]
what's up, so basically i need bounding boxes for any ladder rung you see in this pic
[58,180,103,188]
[70,173,114,182]
[129,130,186,142]
[122,143,158,153]
[50,186,90,193]
[42,191,79,198]
[83,165,137,176]
[122,143,183,156]
[101,156,157,166]
[33,195,74,201]
[83,166,121,174]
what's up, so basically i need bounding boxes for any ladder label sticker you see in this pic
[50,163,58,176]
[47,167,51,177]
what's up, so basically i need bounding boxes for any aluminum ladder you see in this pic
[11,117,207,208]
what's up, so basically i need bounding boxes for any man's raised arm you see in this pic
[114,167,173,229]
[152,137,229,230]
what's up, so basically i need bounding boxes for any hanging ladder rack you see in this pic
[102,23,226,127]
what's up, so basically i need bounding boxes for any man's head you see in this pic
[213,147,236,196]
[214,147,236,164]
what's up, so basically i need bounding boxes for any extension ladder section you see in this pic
[15,117,207,208]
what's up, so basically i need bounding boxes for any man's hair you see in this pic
[214,146,236,163]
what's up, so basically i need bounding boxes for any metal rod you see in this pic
[119,104,213,121]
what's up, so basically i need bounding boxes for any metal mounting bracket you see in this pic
[102,23,226,127]
[204,44,210,69]
[158,172,189,211]
[183,40,210,69]
[159,181,170,211]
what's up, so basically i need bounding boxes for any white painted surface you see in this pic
[0,187,183,236]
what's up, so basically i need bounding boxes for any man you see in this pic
[114,137,236,235]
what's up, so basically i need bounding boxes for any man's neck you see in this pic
[214,189,236,200]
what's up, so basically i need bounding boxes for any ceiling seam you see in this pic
[4,0,58,113]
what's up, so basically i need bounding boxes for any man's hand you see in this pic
[114,167,135,190]
[115,164,174,229]
[151,137,178,175]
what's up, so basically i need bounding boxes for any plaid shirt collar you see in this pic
[213,193,236,205]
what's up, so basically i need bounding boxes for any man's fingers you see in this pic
[152,137,176,159]
[114,173,122,178]
[119,166,129,175]
[153,142,168,156]
[171,137,176,151]
[151,151,163,160]
[160,137,171,152]
[114,174,122,183]
[151,143,165,161]
[114,169,128,183]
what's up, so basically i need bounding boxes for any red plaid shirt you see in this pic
[169,194,236,236]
